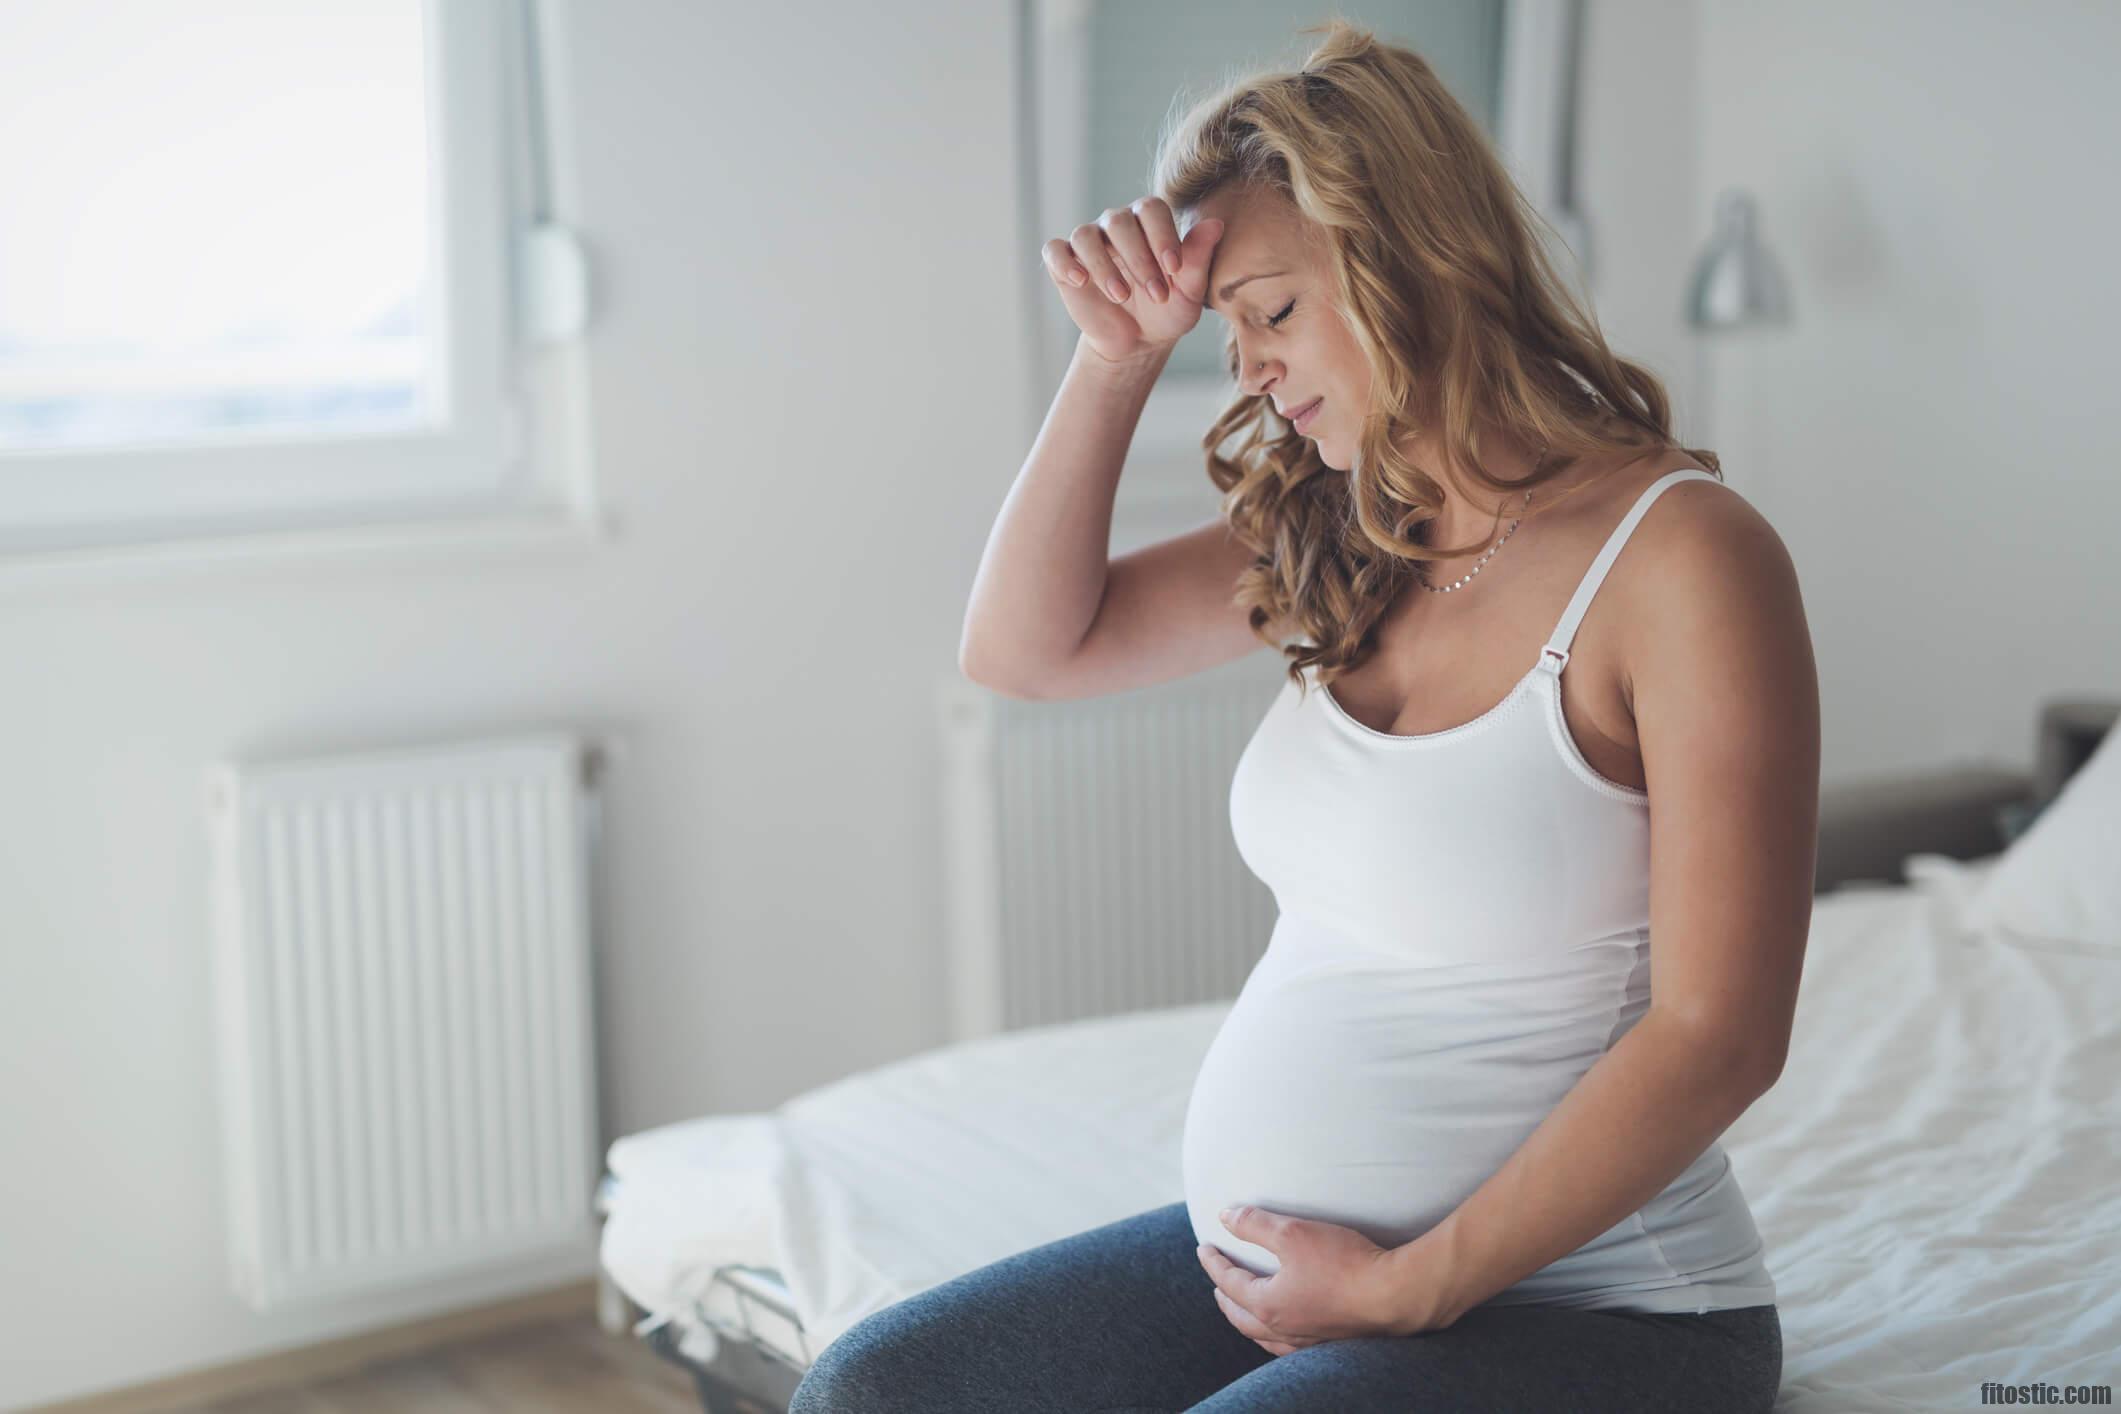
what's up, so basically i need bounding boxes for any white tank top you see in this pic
[1182,467,1777,1315]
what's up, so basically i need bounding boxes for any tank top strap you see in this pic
[1537,468,1722,674]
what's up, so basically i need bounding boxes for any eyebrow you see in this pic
[1210,270,1287,310]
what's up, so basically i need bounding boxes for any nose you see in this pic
[1239,349,1280,400]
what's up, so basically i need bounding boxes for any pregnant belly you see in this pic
[1180,947,1622,1276]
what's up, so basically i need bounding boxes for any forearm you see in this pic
[958,334,1171,693]
[1383,1011,1781,1331]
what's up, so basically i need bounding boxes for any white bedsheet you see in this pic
[599,1115,785,1322]
[602,864,2121,1409]
[1723,865,2121,1408]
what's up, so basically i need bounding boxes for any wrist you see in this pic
[1374,1225,1471,1335]
[1074,334,1174,383]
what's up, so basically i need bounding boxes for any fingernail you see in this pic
[1162,249,1181,274]
[1221,1206,1240,1224]
[1068,268,1086,286]
[1106,279,1128,301]
[1149,278,1168,301]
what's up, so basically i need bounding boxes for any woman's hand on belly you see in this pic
[1196,1204,1455,1355]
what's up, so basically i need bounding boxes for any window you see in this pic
[1055,0,1507,384]
[0,0,591,561]
[1023,0,1576,529]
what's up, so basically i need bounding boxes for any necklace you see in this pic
[1416,489,1532,593]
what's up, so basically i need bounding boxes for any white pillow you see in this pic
[1961,722,2121,951]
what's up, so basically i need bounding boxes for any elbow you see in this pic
[958,638,1051,701]
[1657,1010,1787,1095]
[957,623,1003,691]
[1727,1040,1788,1097]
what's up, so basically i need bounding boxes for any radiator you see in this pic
[938,654,1283,1041]
[203,733,600,1310]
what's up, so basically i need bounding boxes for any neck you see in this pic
[1416,443,1546,551]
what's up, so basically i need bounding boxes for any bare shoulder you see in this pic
[1611,472,1812,708]
[1623,472,1796,600]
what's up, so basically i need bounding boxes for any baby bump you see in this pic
[1179,984,1600,1276]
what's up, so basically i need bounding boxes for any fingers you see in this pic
[1212,1287,1281,1343]
[1069,220,1134,304]
[1135,197,1185,282]
[1041,238,1087,288]
[1172,216,1225,298]
[1214,1289,1309,1357]
[1049,196,1197,309]
[1197,1242,1271,1311]
[1210,1285,1313,1358]
[1102,201,1170,303]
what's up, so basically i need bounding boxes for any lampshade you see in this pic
[1685,189,1793,331]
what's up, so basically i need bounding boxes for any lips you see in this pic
[1289,397,1323,432]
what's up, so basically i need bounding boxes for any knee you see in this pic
[787,1340,872,1414]
[787,1319,926,1414]
[787,1346,866,1414]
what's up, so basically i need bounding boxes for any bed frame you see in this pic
[595,1170,810,1414]
[603,698,2115,1414]
[633,1273,808,1414]
[1814,698,2115,891]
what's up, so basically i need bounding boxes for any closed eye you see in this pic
[1267,299,1295,328]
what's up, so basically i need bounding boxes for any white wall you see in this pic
[1575,0,1707,472]
[0,1,1028,1405]
[5,1,2113,1406]
[1694,0,2121,774]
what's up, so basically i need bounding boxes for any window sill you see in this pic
[0,501,616,595]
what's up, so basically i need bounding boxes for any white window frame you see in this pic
[0,0,601,576]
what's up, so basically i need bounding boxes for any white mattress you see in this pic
[600,858,2121,1409]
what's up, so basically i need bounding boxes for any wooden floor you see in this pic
[164,1316,739,1414]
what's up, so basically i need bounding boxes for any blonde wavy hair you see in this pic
[1152,19,1720,693]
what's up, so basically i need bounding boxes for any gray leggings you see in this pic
[788,1200,1781,1412]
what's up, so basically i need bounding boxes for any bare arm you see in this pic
[963,199,1267,699]
[959,334,1269,699]
[1380,486,1818,1330]
[958,333,1165,693]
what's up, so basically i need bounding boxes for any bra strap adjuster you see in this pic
[1539,645,1571,674]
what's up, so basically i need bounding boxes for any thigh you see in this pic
[788,1200,1273,1414]
[1184,1302,1783,1414]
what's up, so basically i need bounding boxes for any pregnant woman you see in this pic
[793,19,1814,1414]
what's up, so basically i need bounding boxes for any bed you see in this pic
[598,706,2120,1413]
